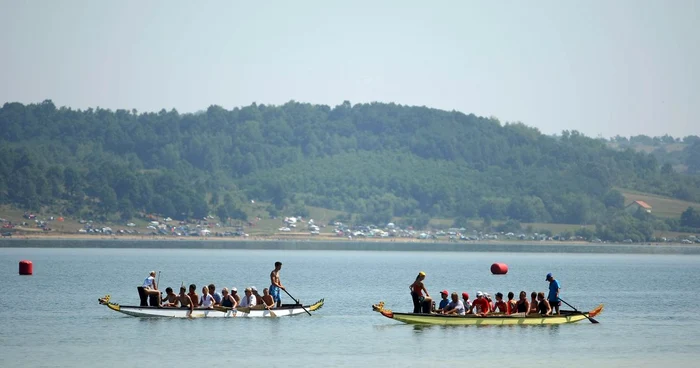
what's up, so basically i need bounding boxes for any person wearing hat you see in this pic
[461,292,472,311]
[436,290,451,313]
[546,273,561,315]
[409,271,432,313]
[468,291,490,316]
[251,286,263,305]
[230,287,241,304]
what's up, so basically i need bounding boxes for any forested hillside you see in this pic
[1,100,699,230]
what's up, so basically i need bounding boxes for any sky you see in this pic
[1,0,698,138]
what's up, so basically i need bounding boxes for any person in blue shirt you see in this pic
[436,290,450,312]
[546,273,561,315]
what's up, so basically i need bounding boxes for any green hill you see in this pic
[1,100,699,240]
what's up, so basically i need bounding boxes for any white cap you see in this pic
[476,291,484,297]
[251,286,257,292]
[232,287,237,292]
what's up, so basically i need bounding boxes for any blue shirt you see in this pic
[438,299,450,309]
[548,279,560,302]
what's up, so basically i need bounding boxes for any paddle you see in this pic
[559,298,599,324]
[283,288,311,316]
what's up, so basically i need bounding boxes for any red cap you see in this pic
[440,289,449,295]
[462,292,469,299]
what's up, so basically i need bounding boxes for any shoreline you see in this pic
[0,232,695,248]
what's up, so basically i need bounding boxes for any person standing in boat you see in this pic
[220,287,238,309]
[546,273,561,315]
[270,261,285,308]
[409,271,432,313]
[138,271,161,307]
[200,285,215,309]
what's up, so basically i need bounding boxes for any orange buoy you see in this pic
[490,263,508,275]
[19,260,33,275]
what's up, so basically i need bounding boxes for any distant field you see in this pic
[619,189,700,218]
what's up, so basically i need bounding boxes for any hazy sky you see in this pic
[1,0,698,138]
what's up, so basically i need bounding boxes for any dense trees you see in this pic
[1,100,699,236]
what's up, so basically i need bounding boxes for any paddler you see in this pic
[177,286,194,315]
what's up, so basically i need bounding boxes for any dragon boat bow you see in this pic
[371,301,603,325]
[98,295,323,318]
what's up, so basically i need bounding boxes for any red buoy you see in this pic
[19,260,33,275]
[490,263,508,275]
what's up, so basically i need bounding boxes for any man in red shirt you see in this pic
[468,291,491,316]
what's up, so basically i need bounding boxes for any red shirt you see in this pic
[472,298,490,313]
[494,300,508,313]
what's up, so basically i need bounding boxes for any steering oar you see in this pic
[559,298,599,324]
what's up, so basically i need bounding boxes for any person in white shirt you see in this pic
[238,287,257,308]
[199,286,215,309]
[138,271,161,307]
[443,292,466,315]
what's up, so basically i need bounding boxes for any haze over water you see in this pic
[2,242,700,367]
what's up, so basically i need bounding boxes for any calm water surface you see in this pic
[1,242,700,368]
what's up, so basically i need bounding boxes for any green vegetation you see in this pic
[1,100,699,241]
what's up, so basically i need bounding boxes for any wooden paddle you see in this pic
[559,298,599,324]
[283,288,311,316]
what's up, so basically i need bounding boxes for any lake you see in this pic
[1,241,700,367]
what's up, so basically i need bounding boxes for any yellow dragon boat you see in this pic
[372,302,603,325]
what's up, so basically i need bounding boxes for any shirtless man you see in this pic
[176,286,194,316]
[261,288,275,310]
[187,284,200,308]
[161,287,179,307]
[269,261,286,307]
[230,287,241,304]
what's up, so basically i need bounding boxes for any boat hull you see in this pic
[99,295,323,318]
[372,302,603,326]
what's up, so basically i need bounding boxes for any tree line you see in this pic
[1,100,699,239]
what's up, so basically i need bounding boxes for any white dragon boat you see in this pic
[98,295,324,318]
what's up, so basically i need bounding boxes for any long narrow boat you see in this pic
[98,295,323,318]
[371,301,603,325]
